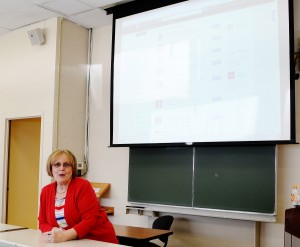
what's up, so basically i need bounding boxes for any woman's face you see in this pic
[51,154,73,185]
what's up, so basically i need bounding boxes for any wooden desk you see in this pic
[113,224,173,247]
[0,228,127,247]
[285,207,300,247]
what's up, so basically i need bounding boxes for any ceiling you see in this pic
[0,0,130,37]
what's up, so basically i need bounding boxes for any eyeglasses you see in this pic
[52,162,72,169]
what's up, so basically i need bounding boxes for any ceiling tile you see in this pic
[68,8,112,28]
[0,5,59,30]
[41,0,93,16]
[0,27,10,36]
[77,0,120,8]
[0,0,133,37]
[0,0,33,15]
[24,0,55,5]
[100,0,134,9]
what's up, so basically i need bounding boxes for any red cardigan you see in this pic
[38,177,118,244]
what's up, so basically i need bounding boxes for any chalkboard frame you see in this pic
[128,145,276,222]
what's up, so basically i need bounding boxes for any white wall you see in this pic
[57,19,88,161]
[0,18,59,219]
[0,17,89,223]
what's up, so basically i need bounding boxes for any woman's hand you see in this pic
[43,227,66,243]
[42,227,78,243]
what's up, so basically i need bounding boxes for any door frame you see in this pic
[0,114,44,223]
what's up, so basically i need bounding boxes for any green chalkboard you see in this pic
[128,147,193,206]
[128,145,276,215]
[193,146,275,213]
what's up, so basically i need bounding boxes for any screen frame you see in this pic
[107,0,296,147]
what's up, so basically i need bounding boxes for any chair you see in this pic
[146,215,174,247]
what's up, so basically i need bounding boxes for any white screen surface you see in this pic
[112,0,293,145]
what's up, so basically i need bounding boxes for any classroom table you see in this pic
[113,224,173,247]
[285,207,300,247]
[0,227,128,247]
[0,223,27,233]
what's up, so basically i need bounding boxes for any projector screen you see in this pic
[110,0,295,146]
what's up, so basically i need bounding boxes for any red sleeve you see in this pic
[38,186,55,233]
[71,180,101,238]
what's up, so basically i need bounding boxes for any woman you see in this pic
[38,149,118,244]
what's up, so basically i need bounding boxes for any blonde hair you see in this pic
[46,150,78,178]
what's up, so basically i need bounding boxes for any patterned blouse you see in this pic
[55,197,68,228]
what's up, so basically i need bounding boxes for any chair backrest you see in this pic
[152,215,174,247]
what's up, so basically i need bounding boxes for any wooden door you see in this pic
[6,118,41,229]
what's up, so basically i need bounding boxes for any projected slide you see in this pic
[112,0,292,145]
